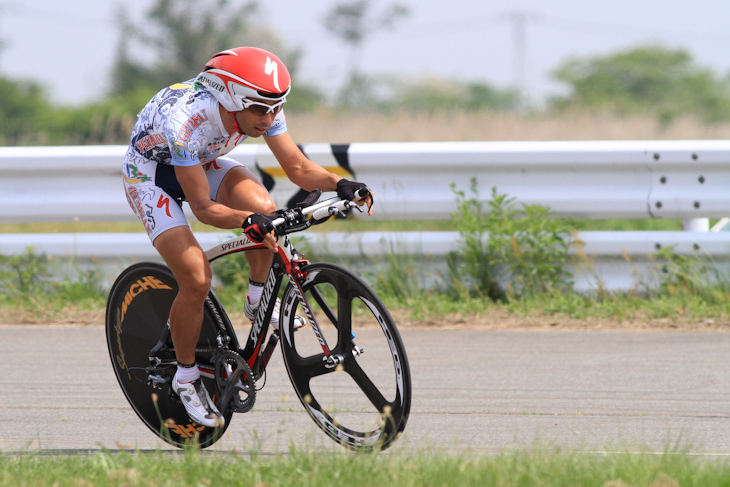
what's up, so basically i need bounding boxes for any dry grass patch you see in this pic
[287,110,730,143]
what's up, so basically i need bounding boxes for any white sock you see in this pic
[248,280,264,304]
[176,363,200,384]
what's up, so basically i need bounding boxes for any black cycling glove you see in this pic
[243,213,275,243]
[336,178,371,201]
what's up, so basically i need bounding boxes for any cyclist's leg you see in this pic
[152,226,211,365]
[209,159,276,283]
[124,168,223,427]
[124,163,207,365]
[152,227,224,427]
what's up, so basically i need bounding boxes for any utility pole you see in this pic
[0,4,5,71]
[0,3,18,72]
[501,10,540,107]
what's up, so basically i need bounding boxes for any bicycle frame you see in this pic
[201,193,362,381]
[204,229,335,382]
[144,195,362,394]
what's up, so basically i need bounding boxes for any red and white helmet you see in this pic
[196,47,291,112]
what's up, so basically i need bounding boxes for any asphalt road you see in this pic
[2,325,730,455]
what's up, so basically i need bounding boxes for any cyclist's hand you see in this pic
[243,213,277,251]
[336,178,374,215]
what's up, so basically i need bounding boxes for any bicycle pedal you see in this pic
[147,374,170,389]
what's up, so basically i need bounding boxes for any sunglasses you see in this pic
[242,99,285,116]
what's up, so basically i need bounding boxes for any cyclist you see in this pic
[122,46,373,428]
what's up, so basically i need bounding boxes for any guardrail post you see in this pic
[683,218,709,232]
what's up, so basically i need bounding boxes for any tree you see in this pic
[387,77,520,114]
[109,0,322,112]
[0,76,49,144]
[322,0,409,107]
[550,44,730,123]
[111,0,261,94]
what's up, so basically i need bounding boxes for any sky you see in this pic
[1,0,729,106]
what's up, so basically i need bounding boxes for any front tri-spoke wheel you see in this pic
[279,263,411,451]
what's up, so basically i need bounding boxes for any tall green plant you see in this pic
[0,248,106,309]
[450,180,576,300]
[0,249,51,299]
[449,178,498,299]
[652,245,730,304]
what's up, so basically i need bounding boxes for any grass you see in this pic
[2,447,730,487]
[286,109,730,143]
[2,231,730,329]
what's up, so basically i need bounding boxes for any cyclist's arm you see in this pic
[265,132,373,214]
[174,164,277,249]
[265,132,340,192]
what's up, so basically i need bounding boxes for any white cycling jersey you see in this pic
[122,79,287,242]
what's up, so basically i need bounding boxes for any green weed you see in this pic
[0,248,106,314]
[449,180,577,300]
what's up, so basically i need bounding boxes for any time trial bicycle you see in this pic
[105,189,411,451]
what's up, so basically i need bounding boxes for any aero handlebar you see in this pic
[269,188,370,235]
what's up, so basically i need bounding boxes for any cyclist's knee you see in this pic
[254,194,276,215]
[177,266,212,301]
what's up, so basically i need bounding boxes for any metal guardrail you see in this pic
[2,140,730,223]
[2,141,730,291]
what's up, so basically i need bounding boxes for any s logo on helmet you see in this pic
[265,57,281,91]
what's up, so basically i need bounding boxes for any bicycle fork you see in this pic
[286,258,364,368]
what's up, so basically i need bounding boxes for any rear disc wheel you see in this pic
[105,262,233,448]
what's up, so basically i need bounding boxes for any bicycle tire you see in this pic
[279,262,412,451]
[105,262,233,449]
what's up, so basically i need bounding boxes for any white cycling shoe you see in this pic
[244,295,306,331]
[172,373,225,428]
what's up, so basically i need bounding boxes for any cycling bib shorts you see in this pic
[123,157,242,243]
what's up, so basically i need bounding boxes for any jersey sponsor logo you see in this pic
[144,203,156,232]
[126,186,156,235]
[135,133,167,154]
[265,56,281,91]
[172,142,189,160]
[119,276,173,323]
[178,110,209,142]
[157,194,173,218]
[123,163,152,184]
[203,160,222,172]
[125,186,144,221]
